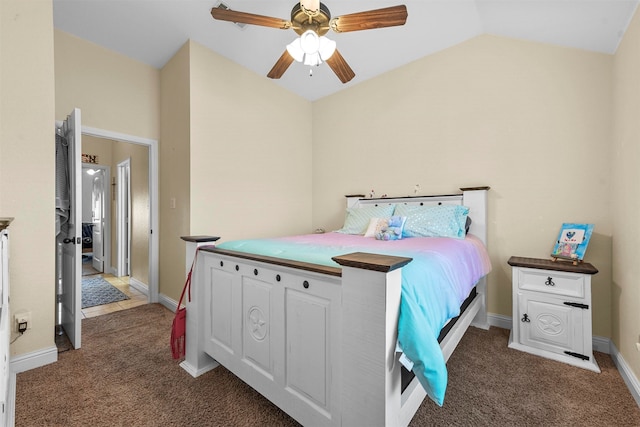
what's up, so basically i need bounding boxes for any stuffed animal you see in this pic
[375,216,406,241]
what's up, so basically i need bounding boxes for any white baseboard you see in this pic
[609,341,640,407]
[10,345,57,374]
[488,312,512,330]
[158,293,178,313]
[129,277,148,296]
[592,335,611,354]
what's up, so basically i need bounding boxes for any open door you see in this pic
[58,108,82,349]
[91,171,105,273]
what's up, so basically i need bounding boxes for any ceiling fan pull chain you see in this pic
[309,67,313,77]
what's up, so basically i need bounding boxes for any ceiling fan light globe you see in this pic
[286,38,305,62]
[318,36,336,60]
[300,30,320,55]
[303,52,322,67]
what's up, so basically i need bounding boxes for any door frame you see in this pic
[81,126,159,303]
[81,163,110,274]
[116,158,131,277]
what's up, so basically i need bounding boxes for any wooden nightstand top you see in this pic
[508,256,598,275]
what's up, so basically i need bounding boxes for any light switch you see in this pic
[170,197,176,209]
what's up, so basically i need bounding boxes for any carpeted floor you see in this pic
[15,304,640,426]
[81,276,129,309]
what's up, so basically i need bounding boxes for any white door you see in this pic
[60,108,82,349]
[91,171,104,272]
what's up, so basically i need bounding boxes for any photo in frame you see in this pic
[551,223,594,262]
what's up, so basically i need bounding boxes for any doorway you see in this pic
[55,120,159,350]
[81,164,109,277]
[81,126,159,305]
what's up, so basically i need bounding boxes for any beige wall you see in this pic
[612,7,640,383]
[158,40,314,303]
[54,29,160,139]
[113,141,150,285]
[0,0,57,356]
[188,41,313,241]
[312,35,613,338]
[190,43,313,240]
[159,42,191,303]
[82,135,114,167]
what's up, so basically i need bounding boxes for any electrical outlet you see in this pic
[14,311,32,333]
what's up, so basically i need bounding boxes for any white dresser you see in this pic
[507,256,600,373]
[0,218,12,425]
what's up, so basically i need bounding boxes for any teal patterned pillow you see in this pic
[394,204,469,239]
[336,204,396,235]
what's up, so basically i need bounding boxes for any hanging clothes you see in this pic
[55,132,70,236]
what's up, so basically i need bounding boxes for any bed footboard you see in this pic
[182,241,478,427]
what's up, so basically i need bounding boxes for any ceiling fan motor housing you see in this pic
[291,2,331,36]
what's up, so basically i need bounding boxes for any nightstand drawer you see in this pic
[518,268,584,298]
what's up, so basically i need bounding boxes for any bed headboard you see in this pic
[346,186,489,246]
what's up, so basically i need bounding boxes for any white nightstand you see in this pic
[507,256,600,373]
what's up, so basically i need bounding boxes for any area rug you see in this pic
[81,276,129,308]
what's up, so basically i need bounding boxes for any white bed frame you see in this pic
[181,187,489,426]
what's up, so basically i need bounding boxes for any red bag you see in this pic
[171,263,194,360]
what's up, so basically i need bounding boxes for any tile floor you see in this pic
[81,273,148,319]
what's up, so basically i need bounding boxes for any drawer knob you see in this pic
[303,280,310,289]
[521,313,530,322]
[545,277,555,286]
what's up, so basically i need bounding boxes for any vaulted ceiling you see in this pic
[53,0,639,101]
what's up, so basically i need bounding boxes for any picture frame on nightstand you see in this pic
[551,223,594,263]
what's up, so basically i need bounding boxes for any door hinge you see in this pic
[563,301,589,309]
[564,351,590,361]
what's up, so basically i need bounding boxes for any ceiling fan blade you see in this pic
[330,5,408,33]
[325,49,355,84]
[267,50,295,79]
[211,6,291,30]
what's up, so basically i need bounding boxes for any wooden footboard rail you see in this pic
[180,187,489,426]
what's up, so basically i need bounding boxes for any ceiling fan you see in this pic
[210,1,408,83]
